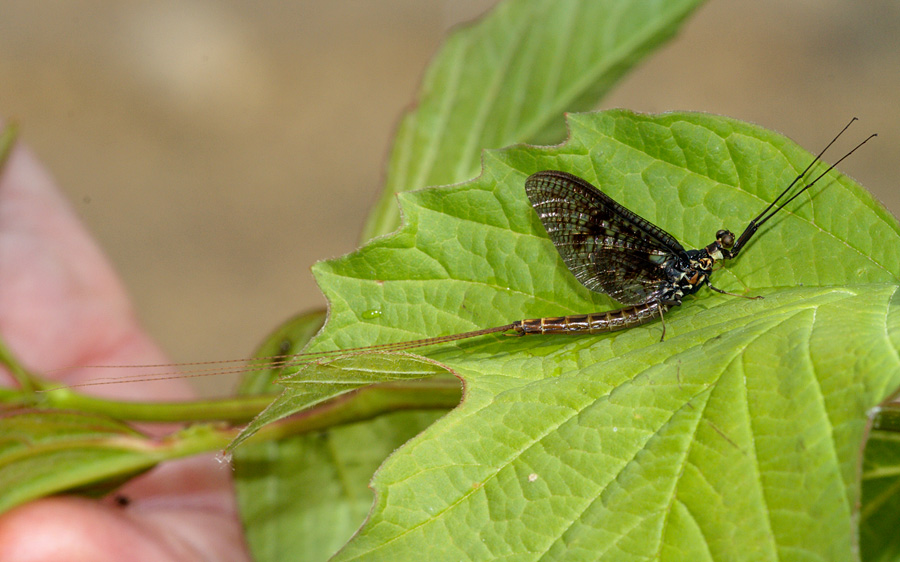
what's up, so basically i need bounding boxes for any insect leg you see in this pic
[708,284,763,300]
[658,305,666,341]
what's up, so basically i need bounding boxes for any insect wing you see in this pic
[525,170,687,305]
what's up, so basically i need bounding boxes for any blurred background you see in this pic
[1,1,897,396]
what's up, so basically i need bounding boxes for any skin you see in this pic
[0,142,250,561]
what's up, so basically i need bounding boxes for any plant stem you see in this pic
[23,376,459,429]
[35,388,279,423]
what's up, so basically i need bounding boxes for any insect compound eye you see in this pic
[717,230,735,249]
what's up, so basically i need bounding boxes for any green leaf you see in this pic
[861,425,900,562]
[268,111,899,559]
[0,408,238,514]
[362,0,705,241]
[0,410,150,512]
[0,410,223,512]
[235,410,446,561]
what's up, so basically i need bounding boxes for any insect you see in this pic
[71,119,874,387]
[315,119,873,346]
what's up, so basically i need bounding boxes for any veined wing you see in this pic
[525,170,687,305]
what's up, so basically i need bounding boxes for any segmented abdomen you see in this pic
[512,301,666,335]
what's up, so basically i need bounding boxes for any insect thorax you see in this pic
[657,248,718,304]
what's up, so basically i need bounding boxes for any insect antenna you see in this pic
[731,118,875,255]
[752,132,876,229]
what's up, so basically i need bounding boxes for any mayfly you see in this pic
[74,119,874,387]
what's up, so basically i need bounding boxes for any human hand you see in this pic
[0,139,250,561]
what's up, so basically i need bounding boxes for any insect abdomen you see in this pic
[513,301,666,335]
